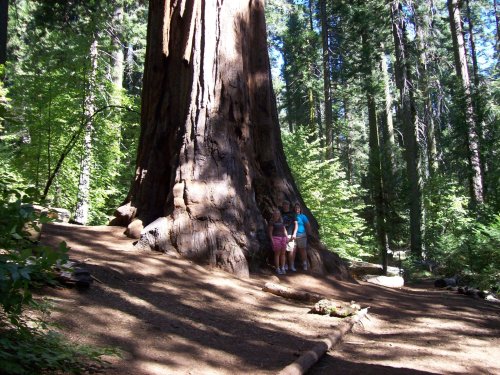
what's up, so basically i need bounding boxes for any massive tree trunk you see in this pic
[113,0,348,278]
[0,0,7,67]
[447,0,484,206]
[391,1,424,258]
[74,37,98,225]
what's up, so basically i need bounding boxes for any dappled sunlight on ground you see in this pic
[40,223,500,375]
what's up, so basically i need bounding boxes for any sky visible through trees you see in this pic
[0,0,498,287]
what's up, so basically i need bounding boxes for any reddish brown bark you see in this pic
[113,0,349,278]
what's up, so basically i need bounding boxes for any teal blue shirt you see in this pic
[296,213,309,236]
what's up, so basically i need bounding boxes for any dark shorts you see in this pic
[296,234,307,249]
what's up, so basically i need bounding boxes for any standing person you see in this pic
[268,208,288,275]
[281,201,298,271]
[294,202,311,270]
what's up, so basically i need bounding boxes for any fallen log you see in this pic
[311,299,361,318]
[262,282,324,302]
[278,308,369,375]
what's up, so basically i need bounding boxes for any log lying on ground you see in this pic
[278,308,369,375]
[310,299,361,318]
[262,282,324,302]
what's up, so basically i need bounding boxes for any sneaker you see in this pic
[284,264,288,271]
[303,261,308,271]
[276,268,283,275]
[290,266,297,272]
[281,267,286,275]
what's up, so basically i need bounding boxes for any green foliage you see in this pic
[0,166,67,320]
[0,168,119,374]
[423,178,500,290]
[3,0,144,224]
[282,128,373,259]
[0,325,120,375]
[0,65,9,130]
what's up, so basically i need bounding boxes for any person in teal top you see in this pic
[294,202,311,270]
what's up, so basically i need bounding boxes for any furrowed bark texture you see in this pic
[114,0,348,278]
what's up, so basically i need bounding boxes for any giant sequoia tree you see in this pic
[113,0,347,277]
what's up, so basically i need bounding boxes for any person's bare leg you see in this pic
[287,250,293,268]
[298,246,307,269]
[287,246,297,271]
[274,251,280,271]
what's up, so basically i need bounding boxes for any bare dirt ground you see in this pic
[40,223,500,375]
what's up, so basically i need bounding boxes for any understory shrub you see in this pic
[423,179,500,290]
[0,167,119,374]
[282,128,372,260]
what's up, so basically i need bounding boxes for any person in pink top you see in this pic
[268,208,288,275]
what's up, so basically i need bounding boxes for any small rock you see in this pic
[363,275,404,288]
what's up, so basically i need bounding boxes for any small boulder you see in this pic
[363,275,405,288]
[435,276,459,288]
[125,219,143,239]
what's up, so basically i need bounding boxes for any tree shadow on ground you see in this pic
[40,223,332,374]
[39,223,500,375]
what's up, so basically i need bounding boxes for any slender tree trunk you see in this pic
[113,0,349,278]
[320,0,333,158]
[110,4,125,165]
[283,54,294,132]
[391,0,424,258]
[361,31,388,273]
[494,0,499,55]
[47,82,52,181]
[0,0,8,67]
[465,0,487,194]
[111,5,124,95]
[378,46,397,252]
[344,97,353,183]
[465,0,480,90]
[367,91,389,274]
[414,6,438,176]
[379,46,397,177]
[447,0,484,206]
[74,37,98,225]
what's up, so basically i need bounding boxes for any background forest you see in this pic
[1,1,499,285]
[0,0,498,372]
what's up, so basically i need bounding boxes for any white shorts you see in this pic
[286,235,295,252]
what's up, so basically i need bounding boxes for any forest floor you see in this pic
[39,223,500,375]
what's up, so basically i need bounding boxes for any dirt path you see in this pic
[40,223,500,375]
